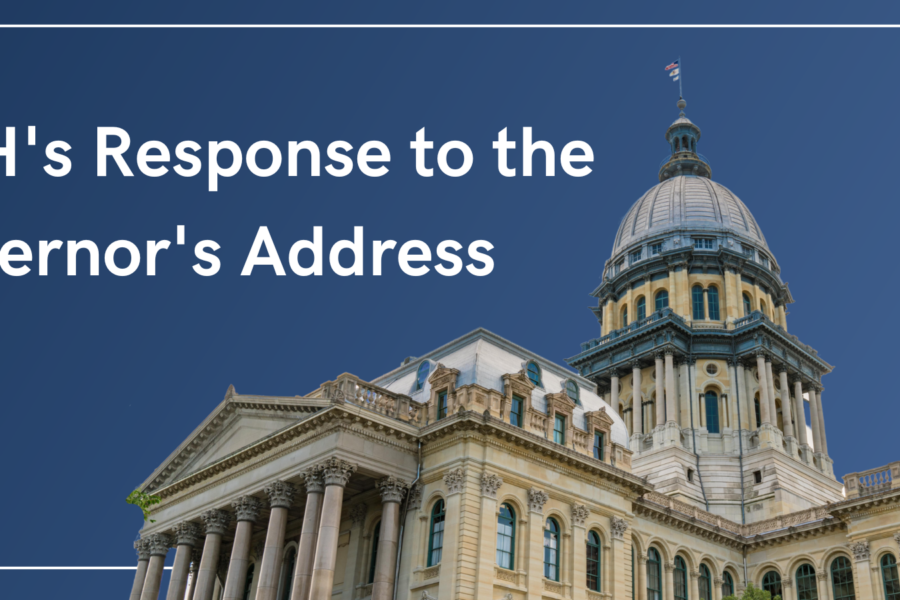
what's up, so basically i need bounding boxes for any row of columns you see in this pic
[131,459,412,600]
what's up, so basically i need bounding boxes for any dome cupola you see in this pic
[658,98,711,181]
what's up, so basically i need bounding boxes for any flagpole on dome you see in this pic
[678,55,683,98]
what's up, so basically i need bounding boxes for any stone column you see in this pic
[256,481,298,600]
[665,351,676,425]
[691,571,701,600]
[655,354,665,428]
[187,547,202,600]
[475,474,502,600]
[735,362,751,430]
[778,367,793,438]
[808,386,823,454]
[194,509,233,600]
[632,361,643,439]
[292,467,326,600]
[572,504,590,600]
[609,518,629,600]
[713,577,723,600]
[525,487,549,600]
[792,378,809,447]
[664,562,675,600]
[139,534,171,600]
[765,360,778,430]
[371,476,409,600]
[637,554,648,600]
[166,522,203,600]
[309,458,357,600]
[816,571,831,600]
[129,539,151,600]
[817,388,829,456]
[755,353,770,425]
[340,504,368,600]
[611,371,621,424]
[221,496,263,600]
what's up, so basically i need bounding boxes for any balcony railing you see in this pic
[658,152,711,169]
[581,308,683,351]
[320,373,424,424]
[843,462,900,498]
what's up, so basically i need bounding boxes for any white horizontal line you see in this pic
[0,24,897,28]
[0,567,173,570]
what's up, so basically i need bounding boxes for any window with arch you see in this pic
[708,286,720,320]
[647,548,662,600]
[415,361,431,391]
[544,518,560,581]
[427,500,445,567]
[527,361,543,387]
[280,546,296,600]
[722,572,735,598]
[566,380,581,404]
[705,391,720,434]
[587,531,602,592]
[760,299,768,317]
[831,556,855,600]
[674,556,689,600]
[692,286,705,320]
[242,563,255,600]
[743,293,753,316]
[368,521,381,583]
[754,396,761,430]
[637,296,646,321]
[622,305,629,327]
[797,564,819,600]
[510,395,524,428]
[699,564,712,600]
[655,290,669,311]
[883,554,900,600]
[496,503,515,570]
[762,571,782,598]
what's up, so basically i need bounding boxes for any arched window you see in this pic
[797,564,819,600]
[647,548,662,600]
[622,305,629,327]
[415,361,431,391]
[655,290,669,311]
[496,504,515,570]
[705,391,720,434]
[692,286,705,320]
[760,299,768,317]
[587,531,602,592]
[637,296,646,321]
[674,556,689,600]
[675,137,681,151]
[566,380,581,404]
[883,554,900,600]
[699,564,712,600]
[527,361,543,387]
[544,518,560,581]
[743,293,753,316]
[428,500,445,567]
[280,547,296,600]
[708,287,720,320]
[242,563,255,600]
[722,572,735,598]
[762,571,782,598]
[754,396,761,429]
[831,556,856,600]
[368,521,381,583]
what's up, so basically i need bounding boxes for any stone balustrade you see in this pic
[319,373,423,424]
[843,461,900,498]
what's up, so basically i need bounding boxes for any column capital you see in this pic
[378,476,409,504]
[610,516,628,539]
[527,487,549,513]
[407,483,423,511]
[173,521,203,547]
[201,508,232,535]
[790,375,804,386]
[190,547,202,572]
[318,457,357,487]
[690,570,701,580]
[302,466,325,494]
[480,473,503,498]
[753,349,768,360]
[263,480,297,509]
[655,351,665,360]
[850,540,870,561]
[443,467,467,495]
[778,364,789,374]
[783,578,794,588]
[630,360,642,370]
[609,368,621,379]
[231,495,264,522]
[894,531,900,548]
[816,572,827,582]
[146,533,171,557]
[808,383,822,393]
[571,503,590,527]
[349,503,368,527]
[664,348,675,357]
[714,577,724,586]
[664,562,675,573]
[134,538,151,561]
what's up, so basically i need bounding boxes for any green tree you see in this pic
[126,489,161,523]
[724,582,781,600]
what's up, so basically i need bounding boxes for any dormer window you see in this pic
[630,249,642,264]
[650,242,664,255]
[415,361,431,391]
[526,361,543,387]
[693,237,714,250]
[565,380,581,405]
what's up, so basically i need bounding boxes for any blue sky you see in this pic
[1,5,899,598]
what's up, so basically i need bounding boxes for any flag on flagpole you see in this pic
[665,60,679,71]
[669,68,680,81]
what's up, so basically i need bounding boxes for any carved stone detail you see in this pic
[407,483,423,511]
[232,496,263,523]
[319,457,357,487]
[303,467,325,494]
[850,540,870,561]
[264,480,297,509]
[134,539,150,561]
[173,521,203,547]
[664,562,675,573]
[611,516,628,539]
[572,504,590,526]
[146,533,171,556]
[527,487,549,513]
[481,473,503,498]
[443,468,467,495]
[421,592,438,600]
[349,504,368,526]
[201,509,232,535]
[894,531,900,548]
[379,476,409,504]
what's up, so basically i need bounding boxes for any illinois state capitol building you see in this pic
[128,100,900,600]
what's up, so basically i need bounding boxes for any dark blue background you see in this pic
[2,5,899,598]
